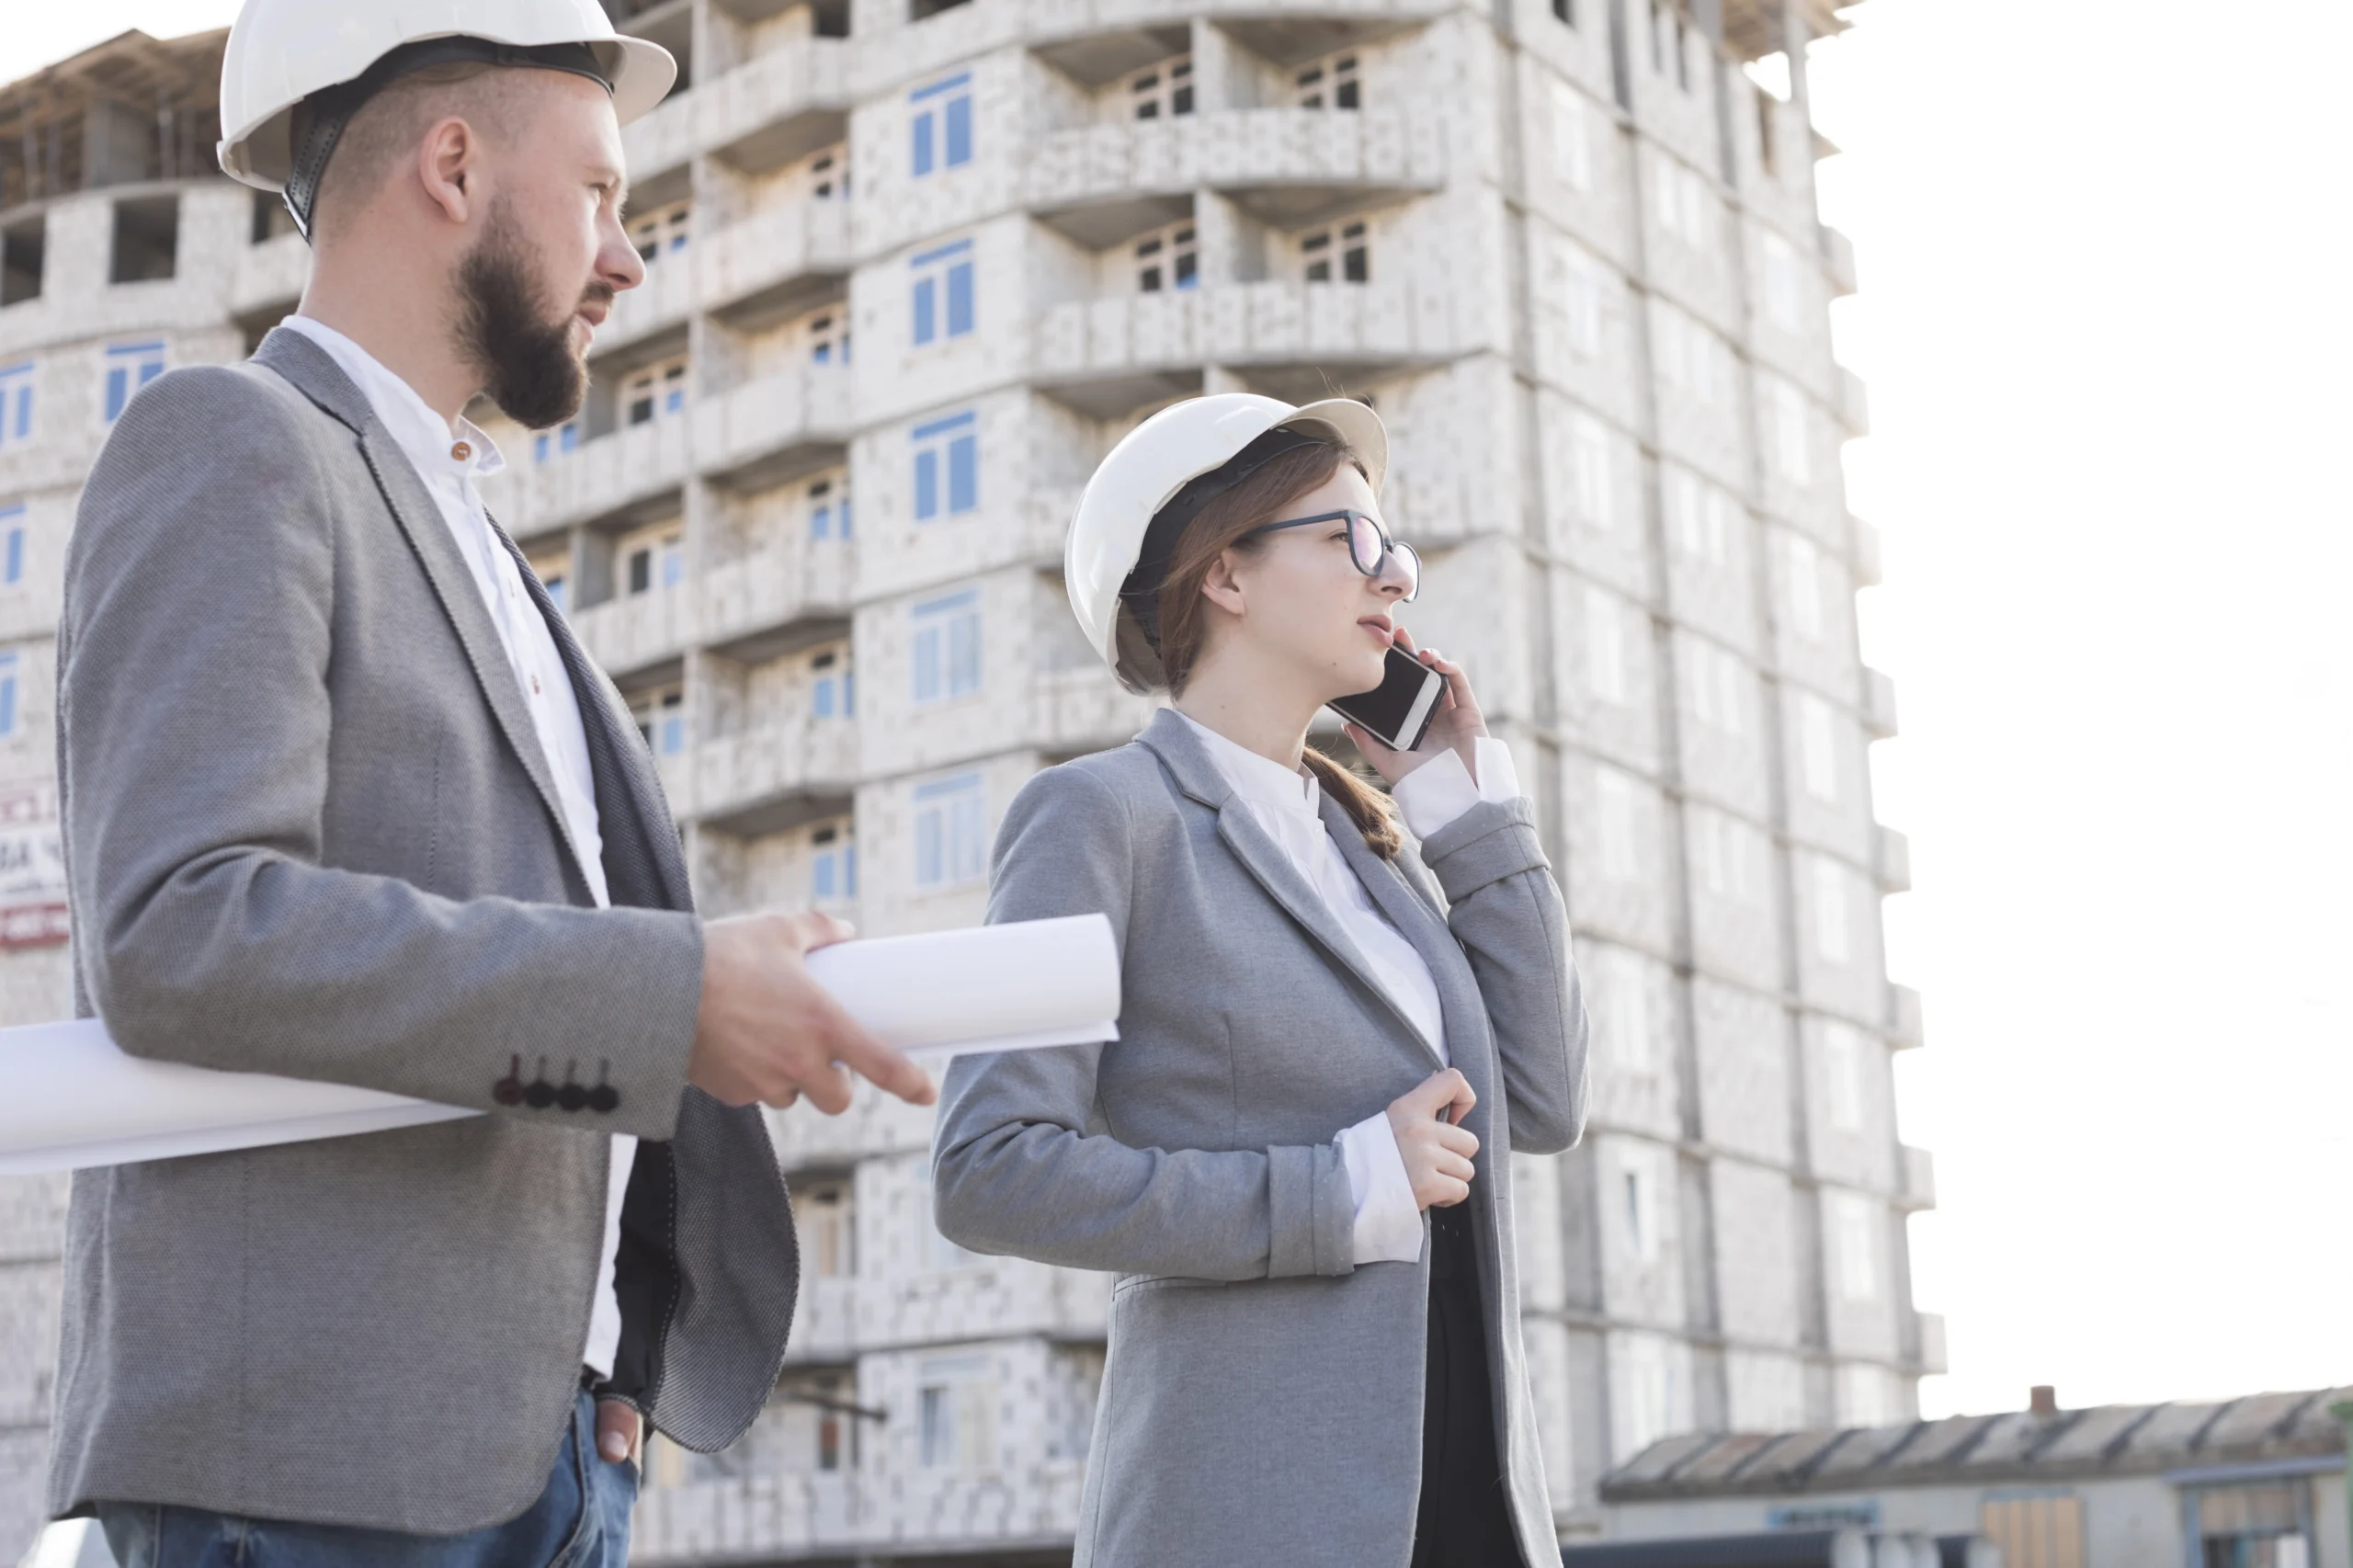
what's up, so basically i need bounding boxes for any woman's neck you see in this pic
[1173,650,1322,769]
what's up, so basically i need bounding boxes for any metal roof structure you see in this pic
[1604,1388,2353,1501]
[0,28,230,214]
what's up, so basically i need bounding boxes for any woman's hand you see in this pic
[1346,625,1487,789]
[1386,1069,1479,1210]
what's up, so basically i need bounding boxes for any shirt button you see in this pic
[531,676,542,695]
[451,440,472,461]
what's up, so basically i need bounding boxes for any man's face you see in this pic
[453,74,642,430]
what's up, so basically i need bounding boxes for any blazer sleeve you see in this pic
[931,763,1355,1281]
[56,367,703,1141]
[1411,796,1590,1156]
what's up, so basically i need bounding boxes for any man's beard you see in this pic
[454,205,606,431]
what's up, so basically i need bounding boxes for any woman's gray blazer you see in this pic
[932,709,1590,1568]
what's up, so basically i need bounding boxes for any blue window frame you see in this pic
[910,239,974,347]
[813,667,854,719]
[0,505,23,586]
[912,771,985,889]
[103,341,166,424]
[910,588,981,705]
[532,421,581,465]
[813,838,857,902]
[911,411,979,522]
[0,363,31,450]
[910,73,973,177]
[0,651,17,738]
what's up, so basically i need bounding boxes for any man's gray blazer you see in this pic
[45,328,797,1533]
[933,710,1590,1568]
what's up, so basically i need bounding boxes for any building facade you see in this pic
[1599,1386,2353,1568]
[0,0,1935,1560]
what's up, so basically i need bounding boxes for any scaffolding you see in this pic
[0,28,229,218]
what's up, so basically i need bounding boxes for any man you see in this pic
[46,1,935,1562]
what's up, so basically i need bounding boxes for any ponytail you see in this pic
[1301,747,1403,861]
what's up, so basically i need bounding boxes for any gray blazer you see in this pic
[46,328,798,1533]
[933,710,1589,1568]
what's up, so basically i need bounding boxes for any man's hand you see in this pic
[1385,1068,1480,1210]
[597,1399,641,1467]
[688,912,937,1115]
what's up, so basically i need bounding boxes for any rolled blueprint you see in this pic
[0,913,1118,1175]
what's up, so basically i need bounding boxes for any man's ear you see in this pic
[1198,548,1247,619]
[417,117,478,224]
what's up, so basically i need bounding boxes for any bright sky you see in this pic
[9,1,2349,1426]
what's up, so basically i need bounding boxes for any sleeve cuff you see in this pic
[1393,738,1523,841]
[1336,1111,1426,1266]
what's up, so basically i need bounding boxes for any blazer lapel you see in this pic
[1138,711,1438,1061]
[1326,799,1495,1085]
[252,328,589,898]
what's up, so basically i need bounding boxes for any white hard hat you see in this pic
[1066,392,1388,694]
[218,0,676,236]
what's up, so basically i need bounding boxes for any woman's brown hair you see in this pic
[1150,437,1404,859]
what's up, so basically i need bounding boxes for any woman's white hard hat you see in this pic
[216,0,676,192]
[1066,392,1388,695]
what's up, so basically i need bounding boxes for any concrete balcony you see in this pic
[1027,107,1445,239]
[623,36,850,178]
[1874,824,1912,893]
[1851,515,1884,586]
[1032,665,1156,756]
[1896,1143,1937,1213]
[1887,983,1926,1051]
[783,1273,859,1364]
[1862,665,1899,739]
[631,1458,1088,1564]
[678,716,858,834]
[599,199,852,356]
[229,231,310,320]
[1835,365,1870,437]
[701,532,853,661]
[480,412,691,538]
[1032,278,1470,417]
[1914,1311,1949,1376]
[573,583,693,676]
[1820,223,1859,296]
[480,365,849,536]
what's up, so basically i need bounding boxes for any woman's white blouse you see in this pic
[1173,713,1521,1265]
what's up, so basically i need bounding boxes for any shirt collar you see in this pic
[278,315,505,483]
[1174,710,1322,822]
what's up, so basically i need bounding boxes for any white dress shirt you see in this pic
[1173,712,1521,1265]
[279,317,635,1379]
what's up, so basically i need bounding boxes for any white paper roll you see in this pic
[0,913,1119,1174]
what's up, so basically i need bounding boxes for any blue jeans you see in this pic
[98,1391,636,1568]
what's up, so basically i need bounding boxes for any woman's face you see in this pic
[1211,463,1411,701]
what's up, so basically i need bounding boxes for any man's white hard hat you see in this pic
[217,0,676,222]
[1066,392,1388,695]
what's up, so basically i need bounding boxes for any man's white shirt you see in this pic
[280,316,634,1379]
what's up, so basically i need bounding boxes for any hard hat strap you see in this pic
[282,38,617,243]
[1119,426,1329,651]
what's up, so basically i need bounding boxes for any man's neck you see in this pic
[296,269,477,432]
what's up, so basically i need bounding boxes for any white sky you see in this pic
[9,1,2350,1424]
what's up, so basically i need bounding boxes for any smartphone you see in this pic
[1329,644,1446,754]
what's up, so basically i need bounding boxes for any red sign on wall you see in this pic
[0,783,69,949]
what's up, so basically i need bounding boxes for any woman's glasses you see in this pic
[1240,509,1421,602]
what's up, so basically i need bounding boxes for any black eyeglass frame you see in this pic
[1238,509,1422,601]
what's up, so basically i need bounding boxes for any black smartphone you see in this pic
[1329,644,1446,753]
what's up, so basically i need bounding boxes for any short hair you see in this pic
[294,62,526,243]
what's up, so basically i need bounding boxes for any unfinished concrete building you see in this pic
[0,1,1935,1560]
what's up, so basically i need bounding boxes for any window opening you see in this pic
[911,239,976,345]
[1296,52,1360,109]
[1300,222,1369,284]
[103,342,166,423]
[1133,223,1198,292]
[1131,57,1194,119]
[1,218,44,305]
[910,72,974,176]
[0,363,31,449]
[628,201,691,265]
[109,196,179,284]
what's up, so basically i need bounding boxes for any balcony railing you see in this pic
[1026,107,1445,218]
[676,715,858,827]
[1032,665,1156,756]
[702,529,853,653]
[479,364,849,536]
[230,230,310,318]
[1032,278,1471,388]
[601,198,851,353]
[623,35,850,176]
[631,1458,1090,1564]
[573,582,692,675]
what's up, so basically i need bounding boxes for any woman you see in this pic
[931,393,1588,1568]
